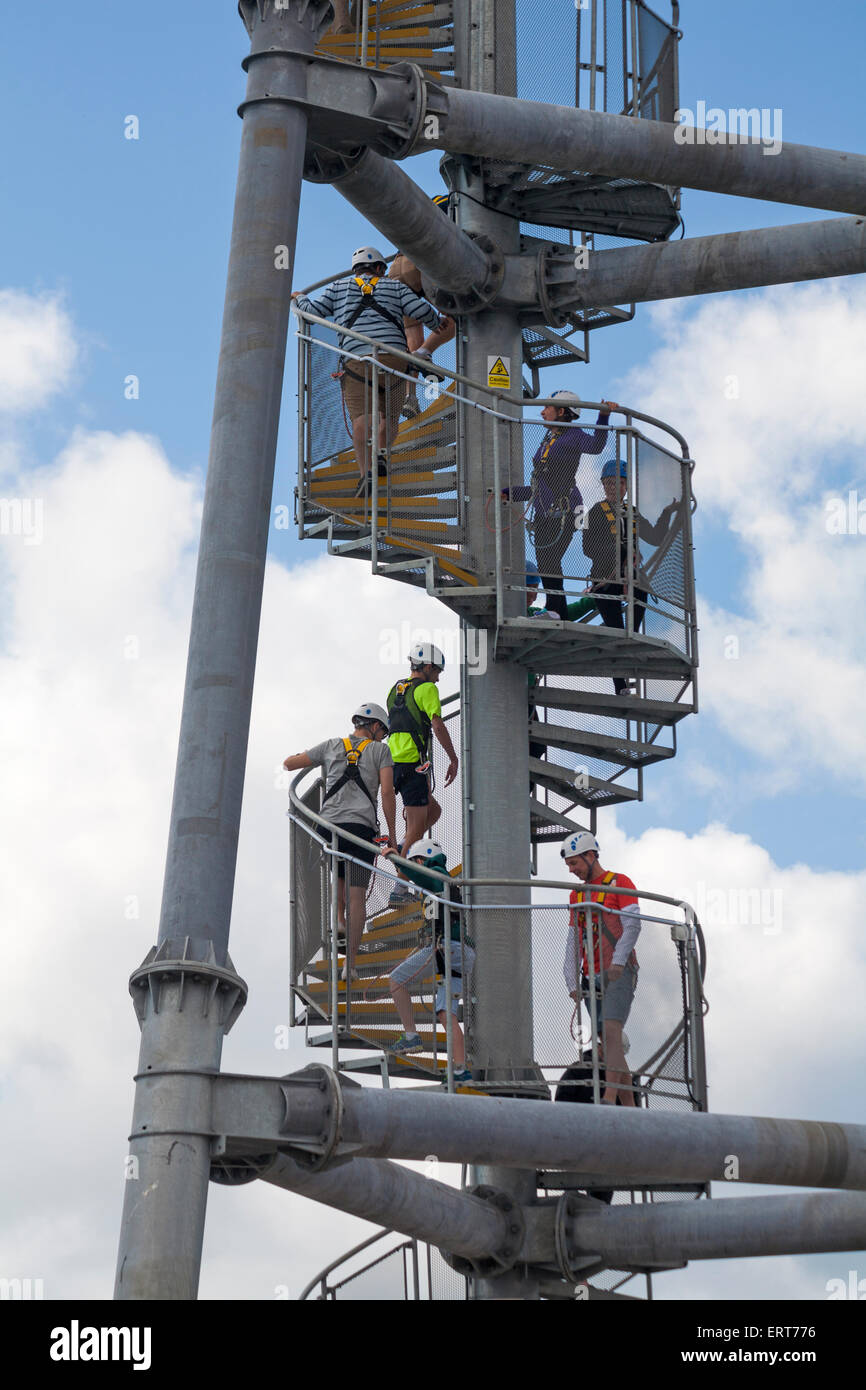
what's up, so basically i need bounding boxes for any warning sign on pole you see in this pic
[487,355,511,390]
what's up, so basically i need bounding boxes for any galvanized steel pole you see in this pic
[456,0,538,1302]
[114,0,332,1300]
[261,1153,511,1261]
[331,1083,866,1191]
[567,1191,866,1266]
[531,215,866,313]
[329,148,492,298]
[421,87,866,216]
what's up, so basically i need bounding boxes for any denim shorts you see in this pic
[390,941,475,1016]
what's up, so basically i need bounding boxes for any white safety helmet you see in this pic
[560,830,600,861]
[406,840,446,862]
[408,642,445,671]
[550,389,582,418]
[352,702,389,731]
[352,245,388,271]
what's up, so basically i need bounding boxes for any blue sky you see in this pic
[2,1,866,1303]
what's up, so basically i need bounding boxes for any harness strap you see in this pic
[321,737,378,814]
[343,278,407,337]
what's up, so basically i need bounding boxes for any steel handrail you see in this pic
[293,306,693,458]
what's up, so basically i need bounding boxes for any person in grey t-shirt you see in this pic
[283,703,397,980]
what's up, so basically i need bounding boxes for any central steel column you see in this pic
[456,0,539,1301]
[114,0,333,1300]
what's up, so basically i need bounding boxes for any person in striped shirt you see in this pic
[293,247,453,490]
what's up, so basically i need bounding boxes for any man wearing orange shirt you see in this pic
[561,831,641,1107]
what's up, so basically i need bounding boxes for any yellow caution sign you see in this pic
[487,355,511,390]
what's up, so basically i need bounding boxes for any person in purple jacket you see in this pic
[503,390,618,620]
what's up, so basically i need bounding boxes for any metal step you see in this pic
[481,161,680,243]
[497,618,693,681]
[529,720,674,769]
[531,687,695,726]
[528,757,638,807]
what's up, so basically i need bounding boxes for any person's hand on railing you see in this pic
[600,399,620,412]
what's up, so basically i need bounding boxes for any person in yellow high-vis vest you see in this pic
[561,830,642,1107]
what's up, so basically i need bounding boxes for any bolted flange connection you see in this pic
[210,1153,276,1187]
[424,232,505,315]
[554,1192,603,1283]
[443,1185,526,1278]
[129,940,248,1033]
[238,0,333,40]
[277,1063,344,1172]
[304,143,365,183]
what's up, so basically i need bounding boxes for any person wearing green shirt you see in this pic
[386,642,459,903]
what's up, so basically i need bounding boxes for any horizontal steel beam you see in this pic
[338,1087,866,1191]
[567,1191,866,1267]
[534,216,866,312]
[421,83,866,216]
[213,1070,866,1192]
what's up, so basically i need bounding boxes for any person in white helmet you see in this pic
[560,831,641,1107]
[502,390,619,620]
[384,840,475,1085]
[385,643,459,901]
[292,247,453,490]
[283,703,397,979]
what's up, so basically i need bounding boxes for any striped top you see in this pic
[295,275,442,357]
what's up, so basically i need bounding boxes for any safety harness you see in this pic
[342,276,407,341]
[600,499,640,566]
[387,676,432,763]
[320,737,378,815]
[571,871,638,980]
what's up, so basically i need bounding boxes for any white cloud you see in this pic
[0,291,78,414]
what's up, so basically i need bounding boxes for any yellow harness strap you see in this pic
[342,736,373,766]
[354,275,380,297]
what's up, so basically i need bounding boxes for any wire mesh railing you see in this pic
[287,763,708,1114]
[294,307,697,663]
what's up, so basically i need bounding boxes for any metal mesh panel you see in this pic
[637,0,679,123]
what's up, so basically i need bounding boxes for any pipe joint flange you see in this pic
[209,1152,276,1187]
[129,950,248,1032]
[304,142,366,184]
[364,62,428,161]
[555,1192,602,1283]
[239,0,333,41]
[427,233,505,316]
[277,1064,344,1173]
[443,1185,526,1279]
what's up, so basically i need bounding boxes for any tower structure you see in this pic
[115,0,866,1302]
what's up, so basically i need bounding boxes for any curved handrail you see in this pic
[297,1227,402,1301]
[293,306,694,460]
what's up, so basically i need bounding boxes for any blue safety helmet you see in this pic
[601,458,628,480]
[526,572,541,588]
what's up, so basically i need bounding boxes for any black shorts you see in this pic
[328,821,377,886]
[393,762,430,808]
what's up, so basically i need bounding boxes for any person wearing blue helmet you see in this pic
[582,459,679,694]
[502,390,619,620]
